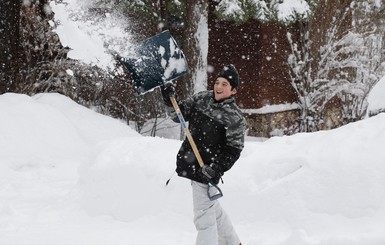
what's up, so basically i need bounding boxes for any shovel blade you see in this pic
[121,30,189,95]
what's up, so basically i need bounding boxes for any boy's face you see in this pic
[214,77,237,101]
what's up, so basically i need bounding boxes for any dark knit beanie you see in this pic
[216,64,239,89]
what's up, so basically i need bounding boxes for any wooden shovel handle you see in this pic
[169,96,205,168]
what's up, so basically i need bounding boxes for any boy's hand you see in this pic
[201,164,221,179]
[160,83,176,107]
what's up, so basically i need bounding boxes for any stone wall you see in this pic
[244,109,300,138]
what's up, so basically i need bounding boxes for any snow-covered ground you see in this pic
[2,1,384,244]
[1,92,385,245]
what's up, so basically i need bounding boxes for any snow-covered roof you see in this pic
[242,102,300,115]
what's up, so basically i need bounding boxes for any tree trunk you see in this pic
[182,1,208,97]
[0,0,21,94]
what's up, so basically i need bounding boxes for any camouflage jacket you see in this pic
[168,90,247,184]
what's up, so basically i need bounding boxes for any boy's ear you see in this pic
[231,88,237,95]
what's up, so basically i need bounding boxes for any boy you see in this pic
[161,64,246,245]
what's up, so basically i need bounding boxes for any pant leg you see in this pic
[216,205,241,245]
[191,181,241,245]
[192,181,218,245]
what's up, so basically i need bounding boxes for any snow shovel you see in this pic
[120,30,189,95]
[120,30,223,201]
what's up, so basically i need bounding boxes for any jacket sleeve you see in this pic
[214,145,242,173]
[214,116,246,173]
[166,94,197,123]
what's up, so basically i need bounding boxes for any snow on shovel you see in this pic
[120,30,223,201]
[120,30,188,95]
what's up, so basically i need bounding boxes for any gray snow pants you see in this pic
[192,181,241,245]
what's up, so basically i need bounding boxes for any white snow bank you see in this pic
[0,93,138,169]
[367,76,385,116]
[226,113,385,243]
[0,93,85,160]
[1,92,385,245]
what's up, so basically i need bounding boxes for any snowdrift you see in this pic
[1,93,385,245]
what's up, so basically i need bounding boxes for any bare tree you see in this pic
[286,0,385,132]
[340,0,385,122]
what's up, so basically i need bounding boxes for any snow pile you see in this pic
[160,37,189,81]
[1,92,385,245]
[367,75,385,116]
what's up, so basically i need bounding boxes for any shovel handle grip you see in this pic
[169,96,205,168]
